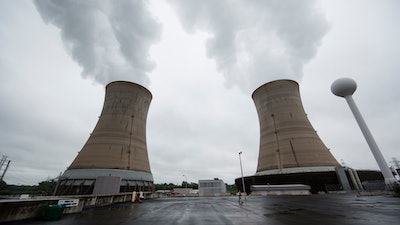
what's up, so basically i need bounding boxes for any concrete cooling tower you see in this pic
[253,80,340,174]
[236,80,345,193]
[55,81,153,195]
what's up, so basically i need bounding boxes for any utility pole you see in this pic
[0,156,11,182]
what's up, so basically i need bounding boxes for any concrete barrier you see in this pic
[0,192,139,223]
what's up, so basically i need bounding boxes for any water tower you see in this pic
[331,77,397,188]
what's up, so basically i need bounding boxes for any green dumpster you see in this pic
[42,204,65,220]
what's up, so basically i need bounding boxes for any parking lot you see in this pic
[6,194,400,225]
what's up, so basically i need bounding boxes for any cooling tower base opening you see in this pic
[236,170,341,194]
[235,168,387,194]
[55,169,154,196]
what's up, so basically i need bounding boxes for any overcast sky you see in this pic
[1,0,399,186]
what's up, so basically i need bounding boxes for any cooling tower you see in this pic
[235,79,344,194]
[252,80,340,175]
[55,81,153,195]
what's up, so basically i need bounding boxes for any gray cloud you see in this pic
[33,0,161,86]
[168,0,330,93]
[2,0,399,186]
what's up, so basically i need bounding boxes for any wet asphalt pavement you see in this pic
[7,194,400,225]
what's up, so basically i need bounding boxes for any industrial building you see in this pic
[235,80,386,193]
[55,81,154,195]
[198,178,228,197]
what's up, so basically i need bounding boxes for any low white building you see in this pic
[172,188,192,196]
[171,188,198,196]
[198,178,228,197]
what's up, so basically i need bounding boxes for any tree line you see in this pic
[0,180,56,196]
[0,180,238,196]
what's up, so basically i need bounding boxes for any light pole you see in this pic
[238,151,246,194]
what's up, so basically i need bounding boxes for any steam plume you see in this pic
[34,0,161,86]
[169,0,330,93]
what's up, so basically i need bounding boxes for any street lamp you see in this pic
[238,151,246,194]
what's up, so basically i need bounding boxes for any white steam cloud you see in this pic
[169,0,330,92]
[34,0,161,86]
[34,0,329,92]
